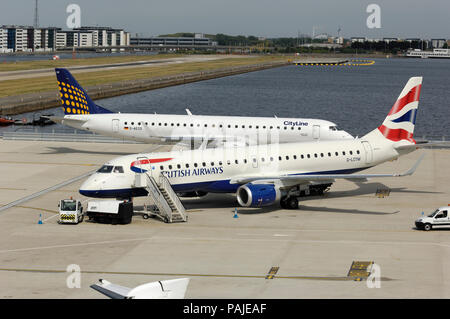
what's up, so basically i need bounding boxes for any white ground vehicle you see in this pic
[415,206,450,231]
[86,200,133,225]
[58,199,84,224]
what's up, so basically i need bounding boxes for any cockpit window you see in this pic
[329,126,338,131]
[97,165,113,173]
[113,166,124,173]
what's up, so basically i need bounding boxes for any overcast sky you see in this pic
[1,0,449,38]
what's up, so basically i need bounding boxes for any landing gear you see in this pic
[280,196,299,210]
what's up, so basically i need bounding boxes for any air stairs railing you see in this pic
[157,173,187,222]
[133,170,187,223]
[143,173,174,222]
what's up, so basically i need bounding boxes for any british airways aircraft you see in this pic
[80,77,424,209]
[53,68,352,146]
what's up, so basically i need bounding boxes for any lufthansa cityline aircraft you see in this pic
[53,68,353,146]
[79,77,424,209]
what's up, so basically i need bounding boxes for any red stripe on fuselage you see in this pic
[378,125,416,143]
[388,84,421,116]
[130,158,173,168]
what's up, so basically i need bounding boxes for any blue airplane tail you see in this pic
[55,68,113,115]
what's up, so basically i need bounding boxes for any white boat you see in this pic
[405,48,450,59]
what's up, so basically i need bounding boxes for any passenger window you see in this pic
[293,155,297,160]
[350,151,353,155]
[202,162,206,167]
[328,152,331,157]
[307,154,311,158]
[357,150,360,154]
[164,123,167,126]
[320,153,324,157]
[301,155,304,159]
[314,154,318,158]
[177,164,181,169]
[342,151,346,156]
[211,162,214,166]
[335,152,339,156]
[235,160,239,164]
[168,165,172,169]
[186,164,189,168]
[279,156,282,161]
[194,163,198,167]
[286,156,289,160]
[160,165,164,170]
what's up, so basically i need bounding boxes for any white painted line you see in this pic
[0,170,94,214]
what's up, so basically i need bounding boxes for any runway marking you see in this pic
[265,266,279,279]
[0,171,94,214]
[0,267,384,282]
[0,187,27,191]
[1,234,450,255]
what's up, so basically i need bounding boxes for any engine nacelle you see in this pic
[236,183,281,207]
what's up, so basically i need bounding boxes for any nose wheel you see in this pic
[280,196,299,210]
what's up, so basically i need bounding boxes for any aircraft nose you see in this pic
[79,174,104,197]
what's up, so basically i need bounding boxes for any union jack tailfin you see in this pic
[377,77,422,144]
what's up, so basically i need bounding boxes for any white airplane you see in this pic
[79,77,424,209]
[90,278,190,299]
[53,68,353,146]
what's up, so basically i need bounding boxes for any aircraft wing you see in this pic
[230,154,424,185]
[90,279,131,299]
[90,278,190,299]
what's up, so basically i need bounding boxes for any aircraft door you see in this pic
[112,119,120,133]
[313,125,320,140]
[361,141,373,164]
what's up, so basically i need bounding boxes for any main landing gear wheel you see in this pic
[280,197,299,210]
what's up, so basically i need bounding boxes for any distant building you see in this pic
[382,37,399,43]
[431,39,446,48]
[351,37,366,43]
[0,25,60,52]
[130,36,216,47]
[0,25,130,52]
[56,27,130,49]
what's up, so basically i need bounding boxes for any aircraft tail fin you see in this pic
[55,68,113,115]
[376,76,422,144]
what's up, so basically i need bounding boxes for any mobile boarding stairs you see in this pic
[133,170,187,223]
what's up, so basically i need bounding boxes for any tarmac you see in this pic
[0,139,449,299]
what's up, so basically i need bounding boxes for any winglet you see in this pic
[398,154,425,177]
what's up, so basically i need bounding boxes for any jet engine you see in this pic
[236,183,281,207]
